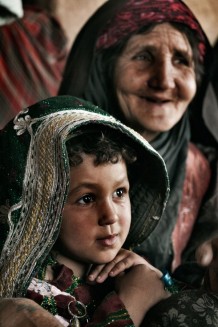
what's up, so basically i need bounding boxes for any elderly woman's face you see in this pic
[114,23,197,141]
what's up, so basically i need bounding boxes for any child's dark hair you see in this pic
[66,126,137,167]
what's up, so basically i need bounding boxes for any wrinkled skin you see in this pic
[114,23,197,141]
[0,298,63,327]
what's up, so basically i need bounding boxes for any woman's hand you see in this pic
[196,237,218,292]
[0,298,63,327]
[86,248,158,283]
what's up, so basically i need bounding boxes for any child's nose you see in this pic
[98,200,118,226]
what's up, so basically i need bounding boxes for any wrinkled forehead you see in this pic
[120,23,194,56]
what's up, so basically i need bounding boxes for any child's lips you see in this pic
[97,234,118,246]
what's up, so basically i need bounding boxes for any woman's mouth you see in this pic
[143,96,170,104]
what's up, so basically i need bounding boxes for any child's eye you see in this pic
[113,188,126,198]
[77,194,95,204]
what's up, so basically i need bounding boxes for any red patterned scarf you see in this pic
[96,0,206,60]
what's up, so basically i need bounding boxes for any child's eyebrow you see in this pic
[67,175,129,198]
[67,183,96,196]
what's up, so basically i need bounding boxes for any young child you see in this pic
[0,96,170,326]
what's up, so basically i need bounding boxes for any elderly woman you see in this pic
[59,0,218,289]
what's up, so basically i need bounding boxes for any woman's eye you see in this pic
[174,52,191,66]
[133,51,153,62]
[77,194,95,204]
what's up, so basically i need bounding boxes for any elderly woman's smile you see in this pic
[114,23,197,141]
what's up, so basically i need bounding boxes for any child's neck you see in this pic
[54,252,88,278]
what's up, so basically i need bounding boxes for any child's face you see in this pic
[59,154,131,265]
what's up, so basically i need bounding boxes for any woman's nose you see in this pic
[98,200,118,226]
[148,59,176,90]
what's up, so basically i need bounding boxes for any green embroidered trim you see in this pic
[41,295,57,315]
[94,309,133,326]
[66,275,85,294]
[66,275,96,318]
[38,257,98,321]
[37,255,56,280]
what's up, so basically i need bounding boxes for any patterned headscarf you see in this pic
[96,0,206,61]
[0,95,169,297]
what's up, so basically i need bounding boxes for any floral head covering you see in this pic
[96,0,206,61]
[0,95,169,297]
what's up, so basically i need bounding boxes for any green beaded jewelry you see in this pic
[41,295,58,315]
